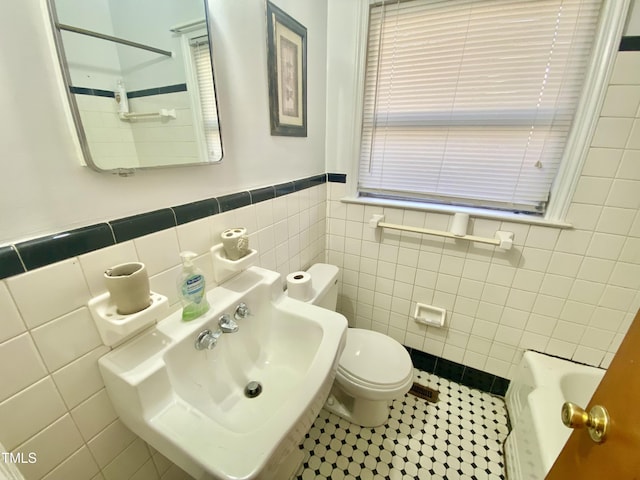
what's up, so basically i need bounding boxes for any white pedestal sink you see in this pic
[99,267,347,480]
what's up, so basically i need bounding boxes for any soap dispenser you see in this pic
[177,251,210,321]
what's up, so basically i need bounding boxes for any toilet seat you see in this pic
[337,329,413,391]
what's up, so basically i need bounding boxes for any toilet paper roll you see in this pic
[104,262,151,315]
[221,228,250,260]
[286,271,313,302]
[450,212,470,237]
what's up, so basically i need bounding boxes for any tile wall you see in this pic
[75,87,203,169]
[75,93,138,169]
[128,91,202,167]
[327,50,640,380]
[0,182,327,480]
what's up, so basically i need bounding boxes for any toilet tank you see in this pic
[304,263,339,311]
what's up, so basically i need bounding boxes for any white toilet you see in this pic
[289,263,414,427]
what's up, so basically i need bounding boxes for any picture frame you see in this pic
[266,2,307,137]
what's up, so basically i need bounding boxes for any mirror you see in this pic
[48,0,223,172]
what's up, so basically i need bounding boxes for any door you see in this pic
[546,308,640,479]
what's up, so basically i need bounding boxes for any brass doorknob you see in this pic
[561,402,609,443]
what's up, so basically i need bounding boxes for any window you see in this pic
[189,35,222,162]
[358,0,624,217]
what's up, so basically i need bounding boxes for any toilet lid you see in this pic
[338,329,413,388]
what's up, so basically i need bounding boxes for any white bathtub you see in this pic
[504,351,605,480]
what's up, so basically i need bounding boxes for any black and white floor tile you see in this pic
[296,369,509,480]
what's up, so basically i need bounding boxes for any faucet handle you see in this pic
[219,314,239,333]
[195,329,221,350]
[234,302,250,320]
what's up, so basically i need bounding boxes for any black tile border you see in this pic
[620,36,640,51]
[0,246,26,278]
[110,209,176,243]
[328,173,347,183]
[16,224,115,271]
[0,173,338,280]
[69,86,115,98]
[127,83,188,99]
[173,198,220,225]
[218,191,251,212]
[249,186,275,204]
[406,347,510,397]
[70,83,188,99]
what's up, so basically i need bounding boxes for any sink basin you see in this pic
[99,267,347,480]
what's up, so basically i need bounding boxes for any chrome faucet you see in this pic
[194,314,239,350]
[234,302,250,320]
[218,314,239,333]
[194,329,222,350]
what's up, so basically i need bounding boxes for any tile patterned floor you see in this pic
[296,369,510,480]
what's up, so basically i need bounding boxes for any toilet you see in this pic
[288,263,414,427]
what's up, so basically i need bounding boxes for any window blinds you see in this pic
[359,0,602,213]
[190,36,222,161]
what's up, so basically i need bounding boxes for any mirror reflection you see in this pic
[49,0,223,172]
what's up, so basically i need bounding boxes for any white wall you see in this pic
[0,0,327,245]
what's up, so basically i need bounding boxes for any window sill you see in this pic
[340,195,573,229]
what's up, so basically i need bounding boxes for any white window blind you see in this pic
[190,36,222,161]
[359,0,602,214]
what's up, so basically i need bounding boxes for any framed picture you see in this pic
[266,2,307,137]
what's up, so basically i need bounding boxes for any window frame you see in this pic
[178,23,222,164]
[344,0,630,227]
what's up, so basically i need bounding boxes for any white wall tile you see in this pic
[545,338,577,359]
[0,282,26,343]
[31,308,102,372]
[577,257,615,283]
[568,279,605,305]
[0,333,47,402]
[87,420,137,469]
[539,273,574,298]
[610,51,640,84]
[52,346,110,410]
[6,259,90,329]
[0,377,66,450]
[41,446,100,480]
[13,414,84,480]
[627,119,640,149]
[589,306,624,332]
[601,85,640,117]
[102,437,151,480]
[606,179,640,208]
[565,203,603,230]
[524,226,560,249]
[591,117,634,148]
[547,252,583,277]
[72,389,118,442]
[129,459,159,480]
[134,229,181,277]
[555,229,592,255]
[176,217,214,258]
[609,262,640,289]
[531,294,565,318]
[618,149,640,180]
[587,232,626,260]
[572,346,605,367]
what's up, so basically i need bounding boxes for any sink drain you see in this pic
[244,381,262,398]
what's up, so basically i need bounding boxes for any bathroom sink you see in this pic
[99,267,347,480]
